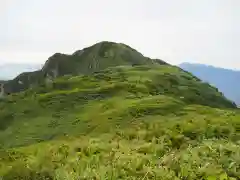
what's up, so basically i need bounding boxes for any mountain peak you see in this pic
[2,41,167,95]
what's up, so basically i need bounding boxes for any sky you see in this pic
[0,0,239,70]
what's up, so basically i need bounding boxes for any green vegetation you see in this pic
[0,64,239,179]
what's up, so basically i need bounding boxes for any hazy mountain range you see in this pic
[0,63,42,80]
[179,62,240,105]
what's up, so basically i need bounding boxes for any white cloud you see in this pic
[0,0,239,70]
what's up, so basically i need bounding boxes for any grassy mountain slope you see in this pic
[0,65,236,147]
[3,41,167,94]
[0,64,239,179]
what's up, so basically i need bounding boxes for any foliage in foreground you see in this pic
[0,65,239,179]
[0,107,240,179]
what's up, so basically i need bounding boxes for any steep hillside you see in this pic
[0,65,239,179]
[2,41,167,95]
[179,63,240,105]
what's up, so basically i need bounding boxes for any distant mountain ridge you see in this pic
[0,63,42,80]
[179,62,240,105]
